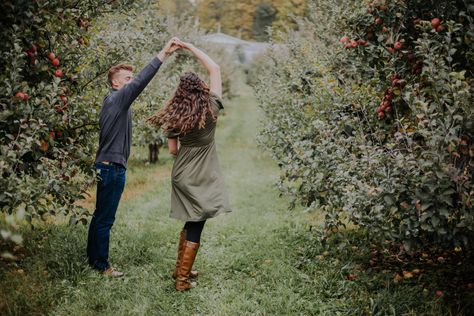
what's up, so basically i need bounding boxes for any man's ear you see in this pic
[111,77,119,89]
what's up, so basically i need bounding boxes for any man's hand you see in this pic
[174,39,193,50]
[157,37,183,62]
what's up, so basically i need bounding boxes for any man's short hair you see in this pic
[107,63,133,86]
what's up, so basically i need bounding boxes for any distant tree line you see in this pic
[158,0,308,41]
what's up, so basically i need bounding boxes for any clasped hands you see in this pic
[159,37,193,60]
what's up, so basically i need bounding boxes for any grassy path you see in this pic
[2,86,450,315]
[51,86,319,315]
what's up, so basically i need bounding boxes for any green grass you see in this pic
[0,85,470,315]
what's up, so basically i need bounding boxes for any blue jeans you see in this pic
[87,162,126,271]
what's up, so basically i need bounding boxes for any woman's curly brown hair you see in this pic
[147,72,216,135]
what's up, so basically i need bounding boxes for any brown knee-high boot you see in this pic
[172,230,198,279]
[176,240,200,291]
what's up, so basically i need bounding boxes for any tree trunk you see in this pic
[148,143,160,163]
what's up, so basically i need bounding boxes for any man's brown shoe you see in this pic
[101,267,124,277]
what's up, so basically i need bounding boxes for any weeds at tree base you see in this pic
[289,227,474,315]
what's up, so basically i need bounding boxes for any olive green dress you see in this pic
[165,93,231,222]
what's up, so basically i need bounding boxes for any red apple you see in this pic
[435,290,444,297]
[52,58,60,67]
[54,106,64,114]
[48,52,56,61]
[15,92,28,101]
[49,131,55,140]
[382,26,388,33]
[60,95,67,103]
[378,111,385,119]
[431,18,441,29]
[436,25,445,32]
[351,40,358,48]
[340,36,350,43]
[56,131,63,138]
[375,17,383,25]
[394,41,402,50]
[414,67,422,74]
[54,69,63,78]
[378,5,387,11]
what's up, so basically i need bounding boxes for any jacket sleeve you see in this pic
[109,57,163,111]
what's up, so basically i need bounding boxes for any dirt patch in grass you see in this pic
[75,162,172,211]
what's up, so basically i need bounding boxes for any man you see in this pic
[86,37,181,277]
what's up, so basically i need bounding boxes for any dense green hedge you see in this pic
[0,0,140,253]
[253,0,474,251]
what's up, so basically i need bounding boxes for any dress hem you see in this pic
[169,208,232,222]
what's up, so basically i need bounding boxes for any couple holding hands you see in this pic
[86,37,231,291]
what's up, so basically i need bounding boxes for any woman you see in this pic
[147,40,231,291]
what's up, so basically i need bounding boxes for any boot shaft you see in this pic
[176,240,200,291]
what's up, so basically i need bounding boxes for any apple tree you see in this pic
[253,0,474,251]
[0,0,139,256]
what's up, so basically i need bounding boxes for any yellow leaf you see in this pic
[403,271,414,279]
[40,140,49,152]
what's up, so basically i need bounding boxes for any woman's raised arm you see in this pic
[179,41,222,98]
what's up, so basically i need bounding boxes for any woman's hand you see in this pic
[168,138,179,156]
[166,40,182,55]
[158,37,182,61]
[170,39,222,97]
[174,39,193,50]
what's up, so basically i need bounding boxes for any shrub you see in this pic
[253,0,474,251]
[0,0,137,256]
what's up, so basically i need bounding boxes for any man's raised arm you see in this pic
[111,37,181,110]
